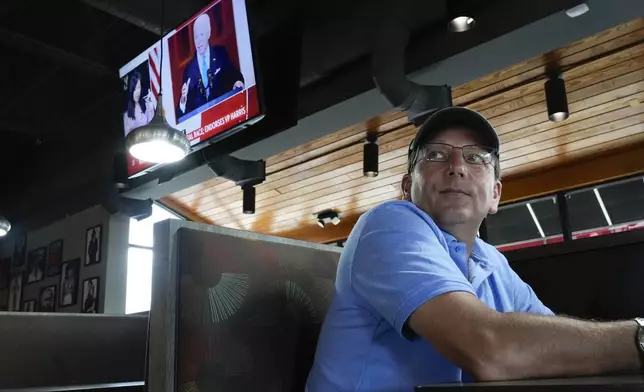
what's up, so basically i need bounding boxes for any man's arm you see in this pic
[408,291,640,381]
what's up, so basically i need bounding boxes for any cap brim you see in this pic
[408,107,500,171]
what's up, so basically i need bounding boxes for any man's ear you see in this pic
[488,180,502,214]
[401,173,412,201]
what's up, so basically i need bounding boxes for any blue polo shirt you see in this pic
[306,201,553,392]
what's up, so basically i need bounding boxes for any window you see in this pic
[126,204,182,314]
[487,175,644,251]
[567,176,644,240]
[487,196,563,252]
[566,189,607,233]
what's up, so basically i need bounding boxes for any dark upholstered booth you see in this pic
[149,220,341,392]
[509,229,644,320]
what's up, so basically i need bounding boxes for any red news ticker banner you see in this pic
[127,86,260,177]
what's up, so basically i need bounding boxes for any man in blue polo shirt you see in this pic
[306,107,644,391]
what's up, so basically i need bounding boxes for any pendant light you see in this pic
[242,184,256,215]
[0,215,11,237]
[545,74,570,122]
[124,0,190,164]
[363,132,379,177]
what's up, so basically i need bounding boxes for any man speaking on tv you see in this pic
[176,13,244,118]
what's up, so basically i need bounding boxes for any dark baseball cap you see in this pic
[407,106,500,172]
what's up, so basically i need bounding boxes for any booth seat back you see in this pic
[509,229,644,320]
[176,228,341,392]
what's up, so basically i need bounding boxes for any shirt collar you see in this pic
[471,237,490,263]
[441,231,491,264]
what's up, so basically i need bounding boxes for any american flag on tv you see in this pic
[148,45,161,105]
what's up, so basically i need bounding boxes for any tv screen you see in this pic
[119,0,262,178]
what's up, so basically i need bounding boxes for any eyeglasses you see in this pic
[415,143,497,168]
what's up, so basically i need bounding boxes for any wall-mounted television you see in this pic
[119,0,262,178]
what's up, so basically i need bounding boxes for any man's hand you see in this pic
[145,89,155,112]
[180,78,191,105]
[233,80,244,90]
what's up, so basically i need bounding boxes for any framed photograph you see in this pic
[8,274,23,311]
[26,247,46,284]
[39,285,57,312]
[81,277,100,314]
[12,233,26,268]
[0,257,10,290]
[23,300,36,312]
[85,224,102,266]
[47,239,64,277]
[59,258,80,307]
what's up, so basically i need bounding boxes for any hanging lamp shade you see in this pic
[125,93,190,163]
[545,75,570,122]
[363,133,379,177]
[0,215,11,237]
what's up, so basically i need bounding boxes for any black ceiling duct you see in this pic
[102,186,153,221]
[372,19,452,126]
[208,155,266,214]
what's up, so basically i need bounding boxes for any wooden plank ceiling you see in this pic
[163,17,644,243]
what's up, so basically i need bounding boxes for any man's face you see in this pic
[402,127,501,230]
[193,15,211,56]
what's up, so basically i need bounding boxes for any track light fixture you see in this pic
[545,74,570,122]
[316,210,341,228]
[242,184,256,215]
[363,132,379,177]
[0,215,10,237]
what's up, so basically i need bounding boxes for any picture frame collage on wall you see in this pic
[1,223,103,313]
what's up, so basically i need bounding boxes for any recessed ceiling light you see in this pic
[565,3,590,18]
[448,16,476,32]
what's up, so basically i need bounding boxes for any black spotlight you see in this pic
[363,133,379,177]
[545,74,570,122]
[242,185,256,215]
